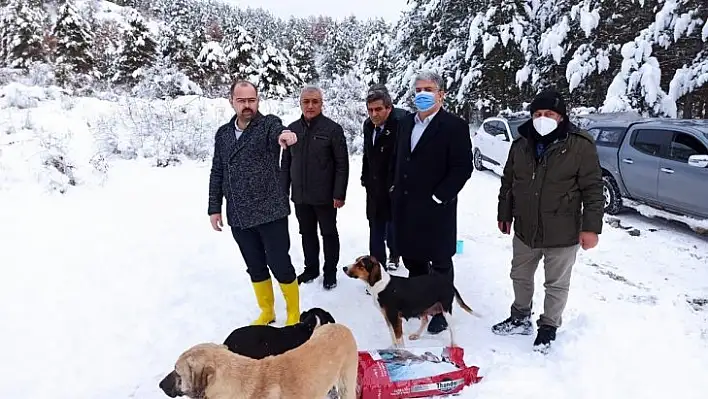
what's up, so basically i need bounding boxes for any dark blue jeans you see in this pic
[369,219,397,264]
[230,217,297,284]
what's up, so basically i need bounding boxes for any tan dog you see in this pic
[159,323,358,399]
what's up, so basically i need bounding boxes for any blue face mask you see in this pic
[414,91,436,112]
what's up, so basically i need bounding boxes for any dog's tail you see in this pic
[454,287,479,317]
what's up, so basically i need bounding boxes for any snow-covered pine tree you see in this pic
[282,16,312,51]
[523,0,585,109]
[602,0,706,116]
[460,0,532,116]
[160,0,204,81]
[387,1,431,106]
[222,25,261,84]
[424,0,483,117]
[92,19,122,86]
[321,18,358,78]
[0,0,46,69]
[240,8,285,47]
[355,23,394,86]
[113,10,157,86]
[290,37,318,83]
[112,0,139,7]
[196,40,230,95]
[663,0,708,118]
[51,0,99,85]
[256,41,301,98]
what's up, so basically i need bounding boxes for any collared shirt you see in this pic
[234,120,245,140]
[411,109,439,151]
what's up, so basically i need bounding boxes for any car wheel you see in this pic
[602,175,622,215]
[473,148,486,171]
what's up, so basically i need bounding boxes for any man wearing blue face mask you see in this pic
[494,89,604,353]
[389,70,474,335]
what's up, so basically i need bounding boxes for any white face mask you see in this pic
[533,116,559,136]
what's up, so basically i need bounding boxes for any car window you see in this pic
[493,121,509,138]
[631,129,672,157]
[588,127,625,147]
[669,133,708,163]
[483,121,506,137]
[483,121,499,136]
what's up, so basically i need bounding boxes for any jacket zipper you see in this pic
[530,140,565,245]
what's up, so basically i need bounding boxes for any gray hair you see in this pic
[300,84,323,99]
[414,70,444,91]
[366,85,393,108]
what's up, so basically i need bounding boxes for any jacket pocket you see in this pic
[543,213,581,246]
[557,192,580,215]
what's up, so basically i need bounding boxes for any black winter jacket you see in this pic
[208,112,290,229]
[361,108,410,221]
[281,114,349,205]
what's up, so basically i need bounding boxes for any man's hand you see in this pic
[210,213,223,231]
[334,199,345,208]
[579,231,598,250]
[278,130,297,149]
[498,221,512,235]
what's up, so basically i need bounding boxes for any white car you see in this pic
[472,116,529,175]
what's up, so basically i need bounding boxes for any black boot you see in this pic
[533,325,556,353]
[297,267,319,284]
[323,273,337,290]
[491,315,534,336]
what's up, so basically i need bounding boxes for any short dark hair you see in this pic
[366,86,392,108]
[230,80,258,97]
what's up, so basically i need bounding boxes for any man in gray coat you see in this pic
[208,80,301,327]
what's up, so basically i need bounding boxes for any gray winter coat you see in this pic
[208,112,290,229]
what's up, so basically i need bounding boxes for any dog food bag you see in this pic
[356,346,482,398]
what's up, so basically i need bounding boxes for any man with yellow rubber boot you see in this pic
[208,80,301,326]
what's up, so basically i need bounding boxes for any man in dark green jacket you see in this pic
[493,89,604,352]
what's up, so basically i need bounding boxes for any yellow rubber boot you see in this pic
[250,279,276,325]
[279,280,300,326]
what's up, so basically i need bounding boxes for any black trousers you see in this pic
[369,219,398,265]
[402,257,454,282]
[230,217,296,284]
[294,203,339,276]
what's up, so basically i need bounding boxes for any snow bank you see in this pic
[0,80,301,193]
[623,199,708,233]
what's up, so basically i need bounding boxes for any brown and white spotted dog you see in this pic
[343,255,475,348]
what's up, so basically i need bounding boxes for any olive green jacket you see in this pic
[497,123,604,248]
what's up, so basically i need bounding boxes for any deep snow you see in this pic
[2,154,708,399]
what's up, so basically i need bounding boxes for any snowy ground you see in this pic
[2,153,708,399]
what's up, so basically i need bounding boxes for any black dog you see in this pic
[222,307,335,359]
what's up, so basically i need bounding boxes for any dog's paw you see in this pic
[408,333,421,340]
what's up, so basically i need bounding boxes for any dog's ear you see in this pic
[298,309,310,323]
[190,363,214,396]
[367,259,382,286]
[362,256,375,271]
[323,311,336,324]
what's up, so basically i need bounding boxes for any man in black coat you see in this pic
[281,85,349,290]
[208,80,301,327]
[390,70,474,334]
[361,85,410,270]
